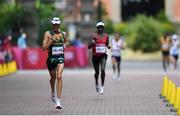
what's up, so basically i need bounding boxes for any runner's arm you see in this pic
[88,34,95,49]
[106,36,111,49]
[120,40,125,50]
[42,31,53,51]
[64,32,70,48]
[178,41,180,48]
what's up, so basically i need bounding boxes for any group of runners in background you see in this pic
[160,32,180,72]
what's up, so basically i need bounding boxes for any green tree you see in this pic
[126,15,163,53]
[0,3,30,44]
[113,22,128,35]
[0,0,4,5]
[155,10,176,34]
[36,1,66,46]
[104,20,114,34]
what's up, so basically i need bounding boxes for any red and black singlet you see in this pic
[92,33,108,56]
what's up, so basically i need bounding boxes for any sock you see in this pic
[101,86,104,90]
[56,98,61,106]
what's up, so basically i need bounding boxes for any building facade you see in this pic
[4,0,180,45]
[166,0,180,34]
[101,0,180,34]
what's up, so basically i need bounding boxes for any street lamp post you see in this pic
[35,0,41,45]
[97,0,102,21]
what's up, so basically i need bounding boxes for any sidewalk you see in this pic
[0,61,179,115]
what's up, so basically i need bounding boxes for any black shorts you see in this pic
[92,54,107,70]
[46,55,64,71]
[172,55,179,60]
[112,56,121,63]
[92,54,107,62]
[162,51,169,57]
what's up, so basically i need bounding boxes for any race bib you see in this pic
[96,45,106,53]
[52,47,64,55]
[162,44,169,49]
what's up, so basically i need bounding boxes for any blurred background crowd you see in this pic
[0,0,180,70]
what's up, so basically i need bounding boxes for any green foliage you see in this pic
[38,3,55,44]
[155,10,169,22]
[0,4,32,44]
[0,4,28,33]
[0,0,4,5]
[160,22,176,34]
[104,20,114,34]
[37,2,66,46]
[112,11,176,53]
[155,10,176,34]
[113,22,128,35]
[126,15,162,53]
[0,1,66,46]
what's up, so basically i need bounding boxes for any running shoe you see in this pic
[51,93,56,103]
[96,85,100,93]
[56,98,62,109]
[117,76,121,81]
[99,87,104,95]
[112,74,116,80]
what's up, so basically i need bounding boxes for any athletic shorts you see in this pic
[172,55,179,60]
[162,51,169,57]
[112,56,121,62]
[92,54,107,70]
[92,54,107,63]
[46,55,64,71]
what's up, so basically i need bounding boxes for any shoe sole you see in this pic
[56,106,62,110]
[99,92,104,95]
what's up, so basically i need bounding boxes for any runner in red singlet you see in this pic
[88,21,110,95]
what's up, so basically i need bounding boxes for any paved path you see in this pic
[0,61,179,115]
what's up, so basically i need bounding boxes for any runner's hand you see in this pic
[92,39,95,44]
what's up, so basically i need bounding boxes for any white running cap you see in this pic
[51,17,61,25]
[172,34,178,40]
[96,22,105,27]
[22,33,26,38]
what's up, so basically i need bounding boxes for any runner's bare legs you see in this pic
[49,70,56,103]
[56,63,64,109]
